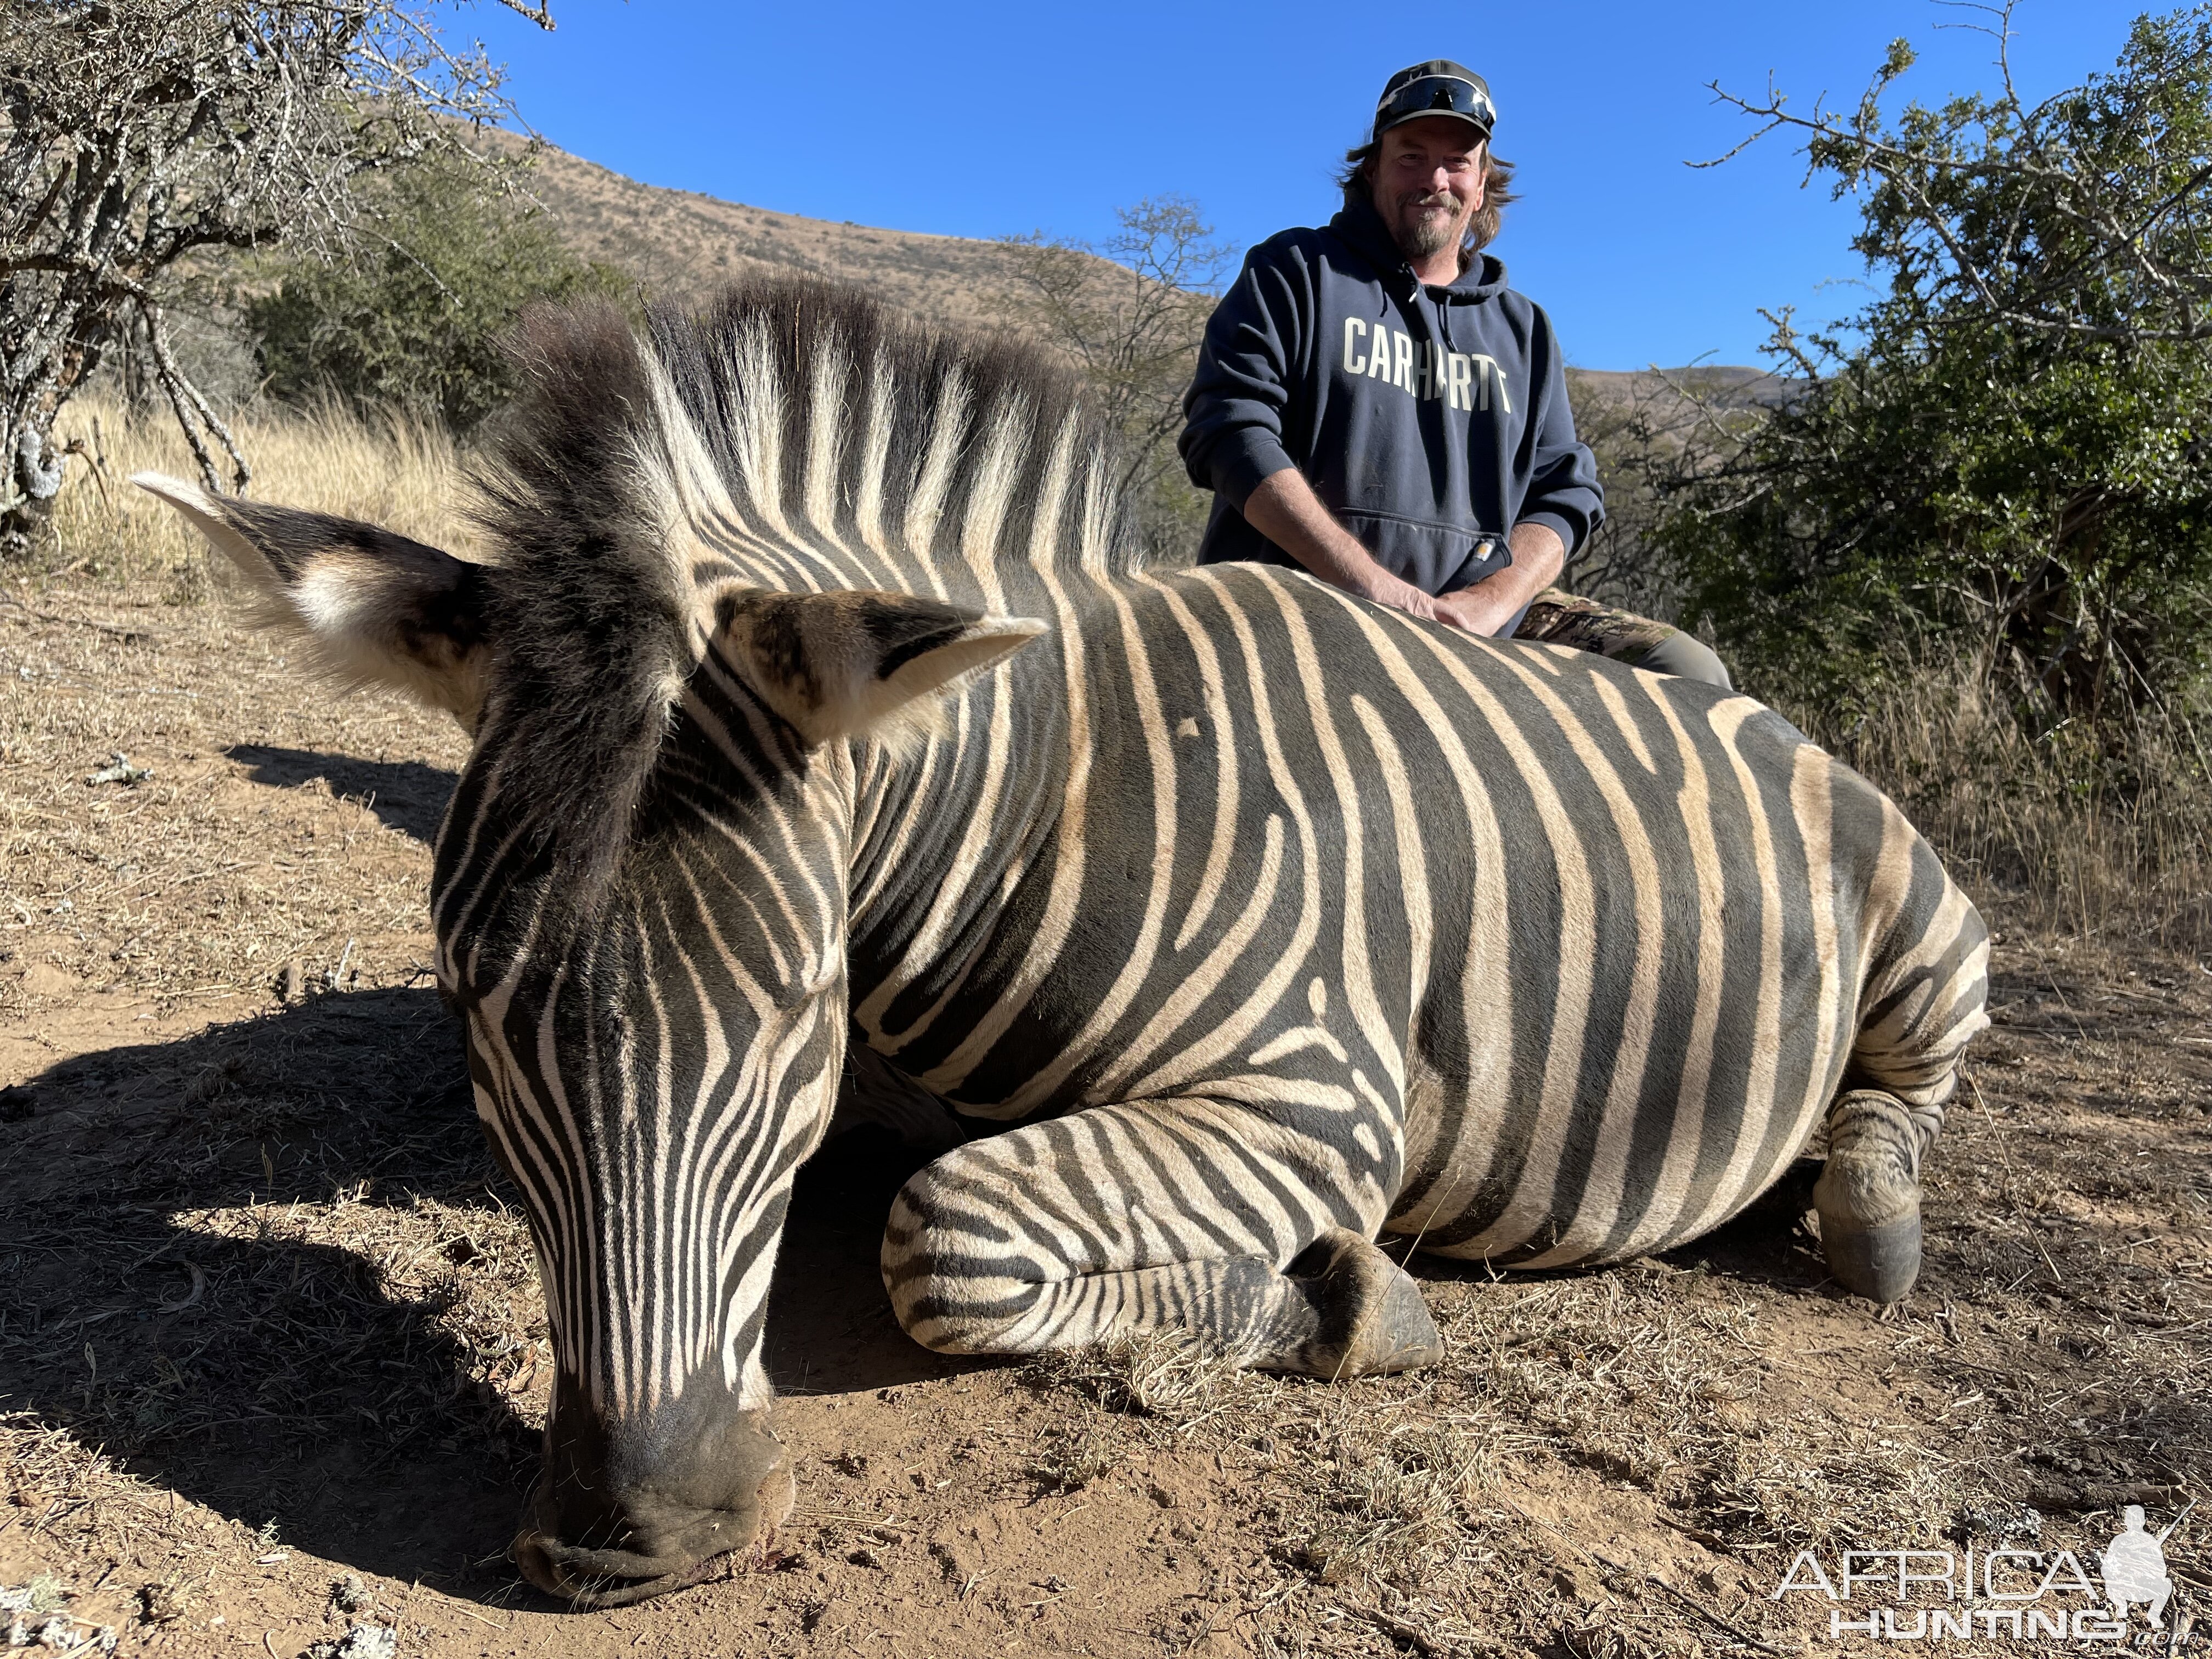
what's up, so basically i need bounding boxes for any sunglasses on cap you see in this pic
[1374,74,1496,140]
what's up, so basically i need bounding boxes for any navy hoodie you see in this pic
[1179,195,1603,615]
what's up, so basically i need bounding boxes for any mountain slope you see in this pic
[500,134,1779,408]
[500,134,1048,328]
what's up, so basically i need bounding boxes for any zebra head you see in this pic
[131,290,1075,1606]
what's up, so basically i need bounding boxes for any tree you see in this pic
[247,158,628,434]
[0,0,554,555]
[997,197,1231,561]
[1565,365,1791,623]
[1655,4,2212,723]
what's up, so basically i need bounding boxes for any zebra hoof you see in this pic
[1821,1214,1922,1304]
[1278,1228,1445,1378]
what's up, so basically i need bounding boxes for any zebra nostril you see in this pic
[511,1512,758,1608]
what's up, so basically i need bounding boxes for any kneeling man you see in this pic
[1179,59,1729,686]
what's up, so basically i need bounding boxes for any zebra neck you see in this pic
[842,639,1073,1065]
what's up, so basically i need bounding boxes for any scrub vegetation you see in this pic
[995,198,1232,562]
[244,161,632,437]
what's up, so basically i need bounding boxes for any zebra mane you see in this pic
[460,278,1138,892]
[478,276,1142,608]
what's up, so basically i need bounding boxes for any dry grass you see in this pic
[38,393,474,589]
[0,981,545,1647]
[1013,1166,2212,1655]
[2,395,473,1023]
[2,396,518,1647]
[1795,668,2212,953]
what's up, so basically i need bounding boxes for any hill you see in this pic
[494,132,1053,329]
[499,134,1781,407]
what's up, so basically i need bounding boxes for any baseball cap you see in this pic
[1372,60,1496,143]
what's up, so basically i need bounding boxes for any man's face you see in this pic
[1372,117,1487,262]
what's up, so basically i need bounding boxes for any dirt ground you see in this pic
[4,568,2209,1658]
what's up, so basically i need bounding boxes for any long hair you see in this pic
[1337,140,1517,264]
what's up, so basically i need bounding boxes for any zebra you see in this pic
[136,278,1988,1607]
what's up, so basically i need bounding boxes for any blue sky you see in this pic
[464,0,2149,370]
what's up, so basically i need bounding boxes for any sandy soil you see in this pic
[4,572,2209,1658]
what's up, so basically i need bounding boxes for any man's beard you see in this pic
[1392,192,1467,259]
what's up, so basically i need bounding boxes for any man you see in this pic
[1178,60,1730,687]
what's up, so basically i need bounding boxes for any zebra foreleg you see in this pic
[1814,1087,1944,1303]
[879,1103,1442,1379]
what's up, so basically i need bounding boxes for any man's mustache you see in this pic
[1396,191,1463,216]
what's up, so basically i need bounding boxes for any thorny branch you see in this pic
[1696,0,2212,347]
[1619,1,2212,721]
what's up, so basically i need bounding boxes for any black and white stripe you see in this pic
[434,280,1986,1396]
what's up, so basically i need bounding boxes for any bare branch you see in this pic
[0,0,554,551]
[995,196,1231,558]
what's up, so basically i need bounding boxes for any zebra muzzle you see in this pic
[512,1463,797,1608]
[512,1393,796,1608]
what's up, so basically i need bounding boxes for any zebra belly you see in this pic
[1381,902,1859,1272]
[1384,1052,1842,1267]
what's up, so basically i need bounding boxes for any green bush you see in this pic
[247,160,629,435]
[1656,9,2212,727]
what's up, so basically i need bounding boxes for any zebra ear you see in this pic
[713,588,1046,747]
[132,472,490,730]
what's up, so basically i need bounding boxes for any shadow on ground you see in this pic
[0,991,960,1601]
[20,959,2190,1609]
[225,745,458,843]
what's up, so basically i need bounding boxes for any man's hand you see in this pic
[1431,581,1525,637]
[1242,469,1567,637]
[1431,520,1565,636]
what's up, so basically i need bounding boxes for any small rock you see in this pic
[330,1574,371,1615]
[0,1577,66,1618]
[1953,1499,2042,1543]
[304,1624,398,1659]
[84,753,151,787]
